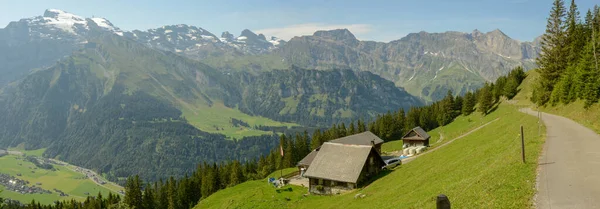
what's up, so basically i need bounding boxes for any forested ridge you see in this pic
[0,67,525,209]
[533,0,600,107]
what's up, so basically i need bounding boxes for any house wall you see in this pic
[404,140,428,147]
[308,178,355,195]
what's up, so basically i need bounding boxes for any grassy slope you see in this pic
[182,102,298,140]
[196,104,545,208]
[513,69,600,134]
[0,149,121,205]
[381,104,503,154]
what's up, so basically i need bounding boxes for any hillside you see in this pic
[513,69,600,134]
[194,104,545,208]
[0,31,420,182]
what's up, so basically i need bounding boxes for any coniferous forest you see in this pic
[0,66,525,209]
[533,0,600,108]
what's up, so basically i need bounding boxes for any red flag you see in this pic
[280,144,284,157]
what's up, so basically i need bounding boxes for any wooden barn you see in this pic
[303,142,385,195]
[402,126,431,147]
[296,131,385,175]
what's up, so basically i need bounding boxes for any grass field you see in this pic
[195,104,545,208]
[381,105,503,154]
[182,102,299,139]
[0,150,121,205]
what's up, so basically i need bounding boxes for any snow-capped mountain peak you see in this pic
[89,17,123,36]
[40,9,88,34]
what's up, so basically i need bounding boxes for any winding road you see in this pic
[521,108,600,209]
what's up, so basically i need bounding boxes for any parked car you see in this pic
[382,158,402,170]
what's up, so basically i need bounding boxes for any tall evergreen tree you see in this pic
[142,184,155,209]
[462,92,476,116]
[478,84,494,115]
[535,0,568,105]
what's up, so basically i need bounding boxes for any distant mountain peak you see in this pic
[486,29,509,38]
[313,29,357,42]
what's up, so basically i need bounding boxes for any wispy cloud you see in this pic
[255,23,373,41]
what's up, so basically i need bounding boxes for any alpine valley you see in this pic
[0,9,540,182]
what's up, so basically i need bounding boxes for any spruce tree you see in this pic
[462,92,476,116]
[536,0,568,105]
[478,84,494,115]
[142,184,155,209]
[310,129,322,150]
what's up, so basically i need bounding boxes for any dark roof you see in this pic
[329,131,384,146]
[297,148,319,167]
[402,126,431,141]
[303,142,384,183]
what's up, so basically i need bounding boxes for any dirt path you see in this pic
[402,118,500,164]
[521,108,600,209]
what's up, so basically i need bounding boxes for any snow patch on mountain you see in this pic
[42,9,88,34]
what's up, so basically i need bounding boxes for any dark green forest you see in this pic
[0,66,525,209]
[533,0,600,107]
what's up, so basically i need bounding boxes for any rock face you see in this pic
[0,9,541,103]
[273,29,541,102]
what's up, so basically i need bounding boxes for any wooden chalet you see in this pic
[303,142,385,195]
[402,126,431,147]
[296,131,384,175]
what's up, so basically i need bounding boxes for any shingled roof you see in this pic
[297,148,319,167]
[303,142,384,183]
[402,126,431,141]
[329,131,384,146]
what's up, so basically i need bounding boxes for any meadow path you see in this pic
[521,108,600,209]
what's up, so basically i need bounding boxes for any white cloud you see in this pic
[254,23,372,41]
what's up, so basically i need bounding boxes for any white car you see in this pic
[382,158,402,169]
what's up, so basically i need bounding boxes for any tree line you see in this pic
[0,67,526,209]
[533,0,600,107]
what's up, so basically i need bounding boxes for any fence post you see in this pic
[521,125,525,163]
[436,194,451,209]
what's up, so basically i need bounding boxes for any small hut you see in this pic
[402,127,431,147]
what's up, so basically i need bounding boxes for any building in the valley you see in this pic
[303,142,385,195]
[402,126,431,147]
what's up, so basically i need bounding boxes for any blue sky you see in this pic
[1,0,598,42]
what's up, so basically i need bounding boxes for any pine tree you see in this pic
[535,0,568,105]
[229,160,244,187]
[282,138,294,168]
[478,84,494,115]
[566,0,584,65]
[142,184,155,209]
[357,119,366,132]
[310,129,322,150]
[504,77,520,99]
[462,92,476,116]
[348,121,356,135]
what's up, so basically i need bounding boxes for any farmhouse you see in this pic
[296,131,385,175]
[329,131,384,153]
[402,126,431,147]
[0,149,6,157]
[303,142,385,195]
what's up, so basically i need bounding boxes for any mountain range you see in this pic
[0,10,421,181]
[0,9,540,180]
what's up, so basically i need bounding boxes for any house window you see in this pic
[348,182,354,189]
[369,156,374,165]
[331,181,336,186]
[318,179,323,185]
